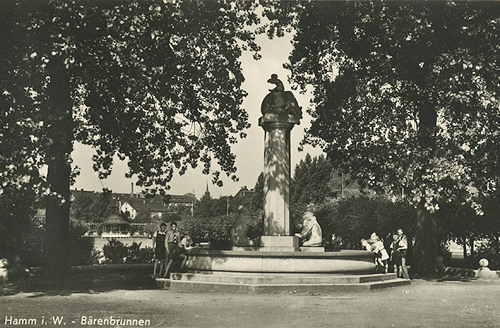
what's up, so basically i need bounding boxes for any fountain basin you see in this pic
[185,249,376,273]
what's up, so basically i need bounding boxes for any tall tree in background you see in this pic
[193,193,228,218]
[1,0,260,278]
[264,1,500,275]
[290,154,336,222]
[292,154,334,205]
[249,172,265,214]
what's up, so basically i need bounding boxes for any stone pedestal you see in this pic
[259,114,300,236]
[258,235,299,252]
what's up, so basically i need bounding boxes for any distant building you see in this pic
[71,188,197,221]
[119,196,157,220]
[233,186,255,201]
[70,189,98,201]
[118,193,196,220]
[166,193,197,208]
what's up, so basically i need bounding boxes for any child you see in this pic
[390,233,401,276]
[152,223,167,277]
[179,234,195,251]
[370,233,389,273]
[164,221,188,278]
[395,229,410,279]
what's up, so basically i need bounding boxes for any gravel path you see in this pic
[1,267,500,328]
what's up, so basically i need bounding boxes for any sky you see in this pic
[71,33,324,199]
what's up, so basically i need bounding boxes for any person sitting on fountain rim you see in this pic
[164,221,188,278]
[179,234,196,251]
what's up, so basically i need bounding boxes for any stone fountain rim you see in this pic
[187,249,374,259]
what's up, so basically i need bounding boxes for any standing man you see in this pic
[152,223,167,277]
[164,221,188,278]
[396,228,410,279]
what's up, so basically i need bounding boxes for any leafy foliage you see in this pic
[71,190,118,223]
[263,1,500,275]
[101,239,153,264]
[68,224,96,266]
[182,215,237,250]
[0,188,38,261]
[475,240,500,270]
[249,172,265,213]
[316,196,415,249]
[264,1,500,210]
[125,242,154,264]
[16,210,46,268]
[1,1,261,277]
[292,154,335,205]
[193,194,229,218]
[102,238,129,264]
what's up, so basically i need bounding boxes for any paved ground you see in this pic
[1,266,500,328]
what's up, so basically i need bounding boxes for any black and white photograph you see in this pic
[1,1,500,327]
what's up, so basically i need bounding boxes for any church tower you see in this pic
[204,182,211,199]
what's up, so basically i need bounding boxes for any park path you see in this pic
[1,278,500,327]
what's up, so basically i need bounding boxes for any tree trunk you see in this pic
[412,95,438,276]
[45,156,71,278]
[469,236,475,258]
[44,54,74,279]
[414,201,438,276]
[463,237,467,260]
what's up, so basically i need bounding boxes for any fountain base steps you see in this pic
[156,272,410,293]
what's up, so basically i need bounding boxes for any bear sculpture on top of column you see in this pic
[261,74,302,120]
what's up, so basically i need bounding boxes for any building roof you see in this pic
[124,197,151,212]
[103,214,129,225]
[71,189,197,215]
[168,194,196,205]
[234,186,255,199]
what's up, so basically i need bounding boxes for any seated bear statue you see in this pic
[230,207,263,247]
[295,210,322,247]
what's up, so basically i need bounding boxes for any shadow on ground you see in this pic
[1,264,156,297]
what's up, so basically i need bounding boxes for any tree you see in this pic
[478,192,500,255]
[70,194,95,223]
[88,190,118,223]
[70,190,117,224]
[193,194,228,218]
[249,172,265,214]
[263,1,500,275]
[315,195,415,251]
[291,154,336,206]
[1,1,260,277]
[0,187,38,260]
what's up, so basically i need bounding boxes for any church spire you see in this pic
[204,181,211,199]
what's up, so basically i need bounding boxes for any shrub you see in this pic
[182,215,236,250]
[474,240,500,270]
[68,224,95,266]
[126,242,154,264]
[18,210,45,268]
[314,196,415,250]
[102,238,128,264]
[100,239,154,264]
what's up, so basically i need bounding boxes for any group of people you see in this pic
[362,228,410,279]
[152,221,195,278]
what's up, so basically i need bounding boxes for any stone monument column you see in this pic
[259,74,301,239]
[260,119,296,235]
